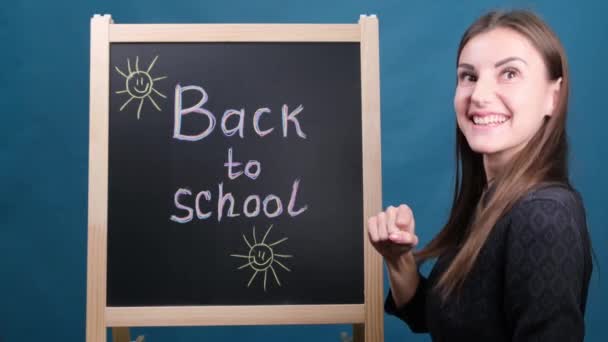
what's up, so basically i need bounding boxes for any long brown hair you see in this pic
[413,10,570,301]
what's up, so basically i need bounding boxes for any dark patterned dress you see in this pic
[385,184,593,341]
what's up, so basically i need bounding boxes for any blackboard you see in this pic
[106,42,364,306]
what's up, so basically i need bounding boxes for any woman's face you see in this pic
[454,27,561,160]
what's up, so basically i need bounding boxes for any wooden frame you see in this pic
[87,14,383,342]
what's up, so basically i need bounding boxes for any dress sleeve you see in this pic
[504,198,587,341]
[384,272,429,333]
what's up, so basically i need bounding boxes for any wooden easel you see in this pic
[87,13,383,342]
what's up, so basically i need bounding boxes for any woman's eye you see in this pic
[501,68,519,80]
[458,72,477,83]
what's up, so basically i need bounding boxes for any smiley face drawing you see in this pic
[114,56,167,119]
[127,71,153,98]
[249,244,274,271]
[231,225,293,291]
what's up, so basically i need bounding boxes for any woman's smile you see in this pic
[468,111,512,131]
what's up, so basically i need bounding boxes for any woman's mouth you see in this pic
[470,113,511,127]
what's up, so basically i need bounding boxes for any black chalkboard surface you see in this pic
[107,42,363,306]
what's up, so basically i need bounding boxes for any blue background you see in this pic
[1,0,606,341]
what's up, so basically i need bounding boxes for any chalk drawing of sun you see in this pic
[230,225,293,291]
[114,55,167,119]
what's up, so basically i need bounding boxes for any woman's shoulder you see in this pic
[505,182,587,237]
[512,182,584,216]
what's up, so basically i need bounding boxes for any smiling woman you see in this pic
[454,28,562,175]
[368,9,594,342]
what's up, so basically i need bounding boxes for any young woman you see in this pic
[368,10,593,341]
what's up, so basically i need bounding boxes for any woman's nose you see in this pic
[470,77,496,107]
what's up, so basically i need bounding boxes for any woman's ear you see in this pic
[546,77,562,117]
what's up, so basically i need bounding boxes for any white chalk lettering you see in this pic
[173,84,216,141]
[217,182,240,222]
[244,160,261,180]
[263,194,283,218]
[170,188,193,223]
[171,86,305,140]
[170,179,307,223]
[243,194,261,217]
[282,104,306,138]
[221,109,245,138]
[288,179,307,217]
[253,107,274,137]
[195,190,212,219]
[224,148,262,180]
[224,147,243,180]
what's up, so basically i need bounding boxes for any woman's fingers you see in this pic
[368,216,379,242]
[377,212,388,240]
[396,204,415,234]
[386,206,398,235]
[367,204,419,259]
[389,230,418,246]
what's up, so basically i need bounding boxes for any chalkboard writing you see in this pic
[107,43,364,306]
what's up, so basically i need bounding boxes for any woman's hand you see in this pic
[369,204,421,307]
[368,204,419,262]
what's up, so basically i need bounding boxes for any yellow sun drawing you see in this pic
[114,55,167,119]
[230,225,293,291]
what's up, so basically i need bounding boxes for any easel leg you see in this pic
[111,327,130,342]
[353,324,365,342]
